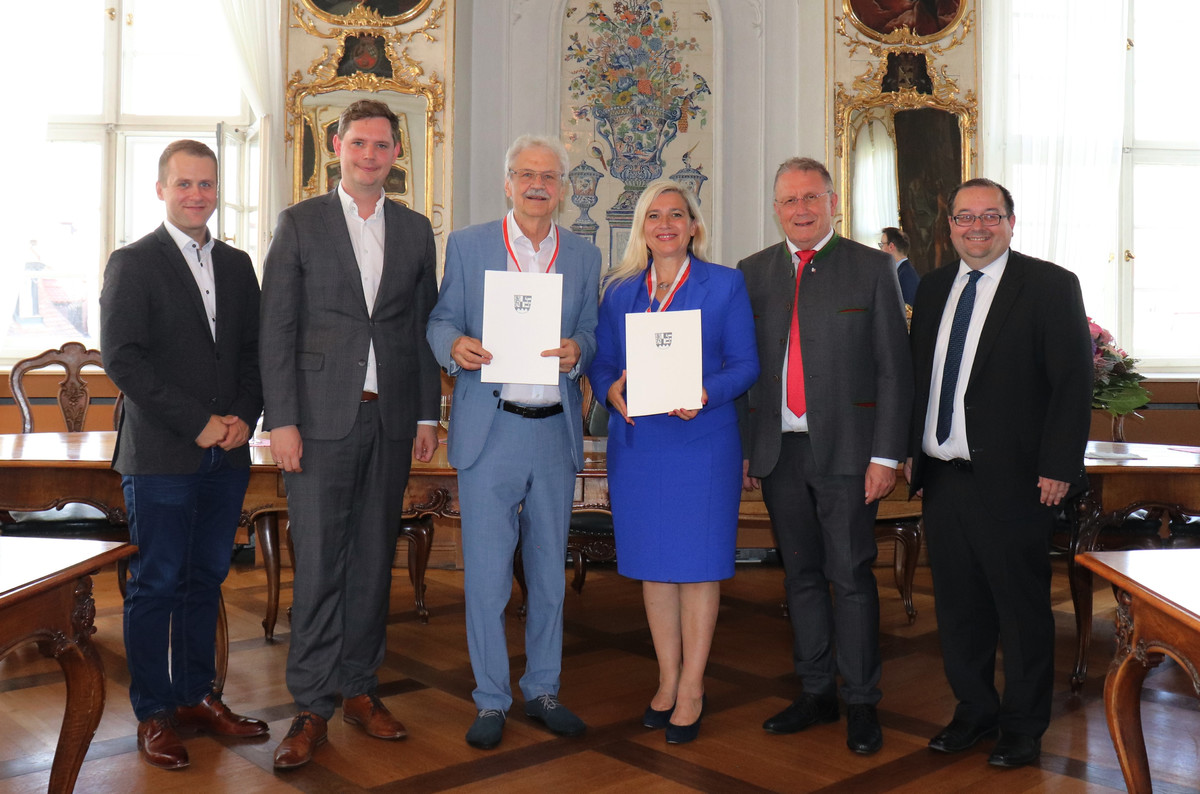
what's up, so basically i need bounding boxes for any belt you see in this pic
[499,400,563,419]
[931,456,973,473]
[361,391,379,402]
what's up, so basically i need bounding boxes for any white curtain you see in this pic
[981,0,1126,323]
[850,118,900,246]
[219,0,288,240]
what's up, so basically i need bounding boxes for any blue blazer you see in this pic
[587,258,759,448]
[426,220,601,471]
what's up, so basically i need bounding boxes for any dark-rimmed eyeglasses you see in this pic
[951,213,1009,227]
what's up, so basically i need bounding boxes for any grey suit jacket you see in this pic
[259,191,442,441]
[101,224,262,475]
[426,220,601,472]
[737,235,913,478]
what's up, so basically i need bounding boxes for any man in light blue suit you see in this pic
[427,134,601,750]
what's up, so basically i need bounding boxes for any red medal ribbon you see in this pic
[645,258,690,312]
[503,217,560,273]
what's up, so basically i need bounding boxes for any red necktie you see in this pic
[787,249,817,417]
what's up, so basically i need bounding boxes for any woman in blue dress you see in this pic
[588,178,758,744]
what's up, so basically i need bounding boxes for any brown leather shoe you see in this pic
[137,713,189,770]
[273,712,328,769]
[175,692,269,737]
[343,693,408,740]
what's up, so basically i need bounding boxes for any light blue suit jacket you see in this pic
[426,220,601,471]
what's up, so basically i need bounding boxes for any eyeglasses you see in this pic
[774,191,831,209]
[951,213,1009,227]
[877,241,888,249]
[508,169,564,185]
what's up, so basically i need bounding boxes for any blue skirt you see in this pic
[607,417,741,583]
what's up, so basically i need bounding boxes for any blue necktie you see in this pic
[935,270,983,445]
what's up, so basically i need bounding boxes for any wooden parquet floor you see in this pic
[2,552,1199,793]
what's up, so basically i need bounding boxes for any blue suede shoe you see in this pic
[525,694,586,737]
[465,709,506,750]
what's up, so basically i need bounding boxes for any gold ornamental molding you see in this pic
[297,0,435,28]
[836,9,974,58]
[292,0,445,44]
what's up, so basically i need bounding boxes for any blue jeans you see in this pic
[122,447,249,720]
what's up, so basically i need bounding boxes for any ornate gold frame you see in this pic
[841,0,969,45]
[300,0,434,27]
[286,29,445,215]
[833,45,977,237]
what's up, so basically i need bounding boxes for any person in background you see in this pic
[101,139,266,770]
[881,226,919,306]
[588,178,759,744]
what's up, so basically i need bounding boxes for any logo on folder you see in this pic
[513,294,533,313]
[655,332,673,349]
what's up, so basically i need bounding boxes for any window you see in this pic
[2,0,254,365]
[986,0,1200,371]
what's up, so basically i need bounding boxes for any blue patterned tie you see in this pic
[935,269,984,444]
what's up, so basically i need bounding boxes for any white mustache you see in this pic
[523,187,551,199]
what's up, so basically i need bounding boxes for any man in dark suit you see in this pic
[738,157,912,755]
[260,100,442,768]
[427,135,600,751]
[906,178,1092,768]
[101,139,267,770]
[881,226,919,305]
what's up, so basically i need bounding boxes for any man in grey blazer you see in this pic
[738,157,912,755]
[260,100,442,768]
[427,134,600,750]
[101,139,267,770]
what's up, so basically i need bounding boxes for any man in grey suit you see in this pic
[427,134,600,750]
[738,157,912,755]
[101,139,267,771]
[260,100,442,769]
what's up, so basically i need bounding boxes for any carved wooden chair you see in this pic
[3,342,125,535]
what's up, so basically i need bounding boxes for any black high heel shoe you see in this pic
[665,695,705,745]
[642,703,675,729]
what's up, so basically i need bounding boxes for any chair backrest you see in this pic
[578,375,610,438]
[8,342,123,433]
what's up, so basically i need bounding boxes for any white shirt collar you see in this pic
[337,183,386,220]
[956,248,1010,281]
[504,209,557,251]
[785,227,835,258]
[163,220,214,256]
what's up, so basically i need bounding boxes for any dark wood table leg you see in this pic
[896,521,921,624]
[33,575,106,794]
[253,512,282,639]
[1068,492,1102,693]
[214,590,228,696]
[1105,589,1156,794]
[399,516,434,623]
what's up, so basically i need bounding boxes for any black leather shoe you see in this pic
[642,703,674,729]
[845,704,882,755]
[762,693,838,734]
[665,696,705,745]
[988,732,1041,768]
[928,718,1000,754]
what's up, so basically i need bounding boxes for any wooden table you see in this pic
[1078,549,1200,794]
[0,536,135,793]
[0,432,609,635]
[1069,441,1200,691]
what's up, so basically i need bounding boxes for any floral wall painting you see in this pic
[561,1,714,268]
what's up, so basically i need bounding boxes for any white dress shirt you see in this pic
[163,221,217,340]
[337,183,386,394]
[500,210,562,407]
[922,250,1010,461]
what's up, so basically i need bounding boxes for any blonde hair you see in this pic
[600,178,709,298]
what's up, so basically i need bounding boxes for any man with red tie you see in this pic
[738,157,913,756]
